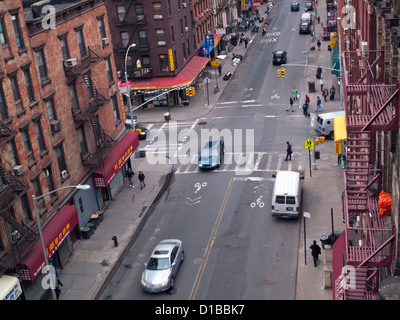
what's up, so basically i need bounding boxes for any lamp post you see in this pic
[124,43,137,130]
[32,184,90,300]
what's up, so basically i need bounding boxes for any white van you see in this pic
[301,13,311,25]
[271,171,303,218]
[314,111,345,139]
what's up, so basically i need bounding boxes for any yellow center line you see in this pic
[188,177,234,300]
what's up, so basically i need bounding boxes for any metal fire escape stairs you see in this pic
[342,47,398,300]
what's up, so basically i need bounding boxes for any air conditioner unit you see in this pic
[102,38,109,46]
[182,2,187,7]
[13,165,24,176]
[185,27,189,32]
[361,41,368,55]
[50,120,61,132]
[61,170,68,179]
[64,58,77,68]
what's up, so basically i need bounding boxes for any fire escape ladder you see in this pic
[0,160,29,210]
[90,116,113,148]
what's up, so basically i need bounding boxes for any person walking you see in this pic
[138,171,146,189]
[244,37,248,49]
[218,64,222,76]
[287,96,294,112]
[317,39,321,51]
[126,167,134,188]
[316,65,322,79]
[319,77,324,91]
[322,87,329,102]
[305,94,310,104]
[285,141,292,161]
[310,240,322,267]
[316,96,322,112]
[330,84,336,101]
[292,87,298,101]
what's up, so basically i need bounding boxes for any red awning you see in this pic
[19,205,79,282]
[119,55,210,91]
[92,131,139,188]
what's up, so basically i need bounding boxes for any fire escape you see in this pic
[341,46,399,299]
[63,45,118,166]
[0,121,36,273]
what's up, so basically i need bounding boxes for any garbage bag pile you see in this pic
[378,190,392,218]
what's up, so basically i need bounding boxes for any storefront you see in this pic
[92,131,139,202]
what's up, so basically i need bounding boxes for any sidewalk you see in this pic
[57,0,344,300]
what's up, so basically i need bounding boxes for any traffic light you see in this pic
[185,87,191,96]
[278,68,282,78]
[185,87,195,97]
[281,68,286,78]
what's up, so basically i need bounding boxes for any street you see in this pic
[98,0,313,300]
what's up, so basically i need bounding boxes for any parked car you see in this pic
[125,116,139,129]
[272,50,287,65]
[299,23,311,34]
[291,2,300,11]
[141,239,184,293]
[305,2,313,11]
[198,140,224,169]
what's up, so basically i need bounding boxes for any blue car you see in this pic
[198,140,224,169]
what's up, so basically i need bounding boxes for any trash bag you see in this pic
[378,190,392,218]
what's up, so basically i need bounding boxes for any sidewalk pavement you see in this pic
[58,1,343,300]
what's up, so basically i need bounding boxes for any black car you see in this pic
[305,2,313,11]
[291,3,300,11]
[272,50,287,65]
[299,23,311,34]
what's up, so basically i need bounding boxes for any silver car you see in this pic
[141,239,184,293]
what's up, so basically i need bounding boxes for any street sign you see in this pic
[304,139,314,150]
[303,211,311,218]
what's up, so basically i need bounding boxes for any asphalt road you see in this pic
[99,0,313,300]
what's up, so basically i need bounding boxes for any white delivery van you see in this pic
[314,110,345,139]
[271,171,303,218]
[301,13,311,25]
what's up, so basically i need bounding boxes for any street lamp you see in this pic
[32,184,90,300]
[124,43,137,130]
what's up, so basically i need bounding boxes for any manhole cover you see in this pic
[198,121,207,125]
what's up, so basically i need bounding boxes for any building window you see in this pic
[170,26,175,42]
[138,30,148,46]
[69,83,80,112]
[105,58,113,84]
[0,18,8,45]
[7,140,19,167]
[76,29,86,58]
[34,119,46,152]
[135,4,144,20]
[159,54,169,72]
[24,69,36,103]
[32,176,42,199]
[116,6,125,22]
[142,55,150,67]
[11,14,24,49]
[45,98,57,121]
[167,0,171,15]
[111,94,120,121]
[98,17,106,39]
[44,165,56,200]
[35,49,49,80]
[21,128,35,164]
[9,75,21,104]
[60,38,70,61]
[0,84,9,121]
[120,32,129,49]
[20,194,32,221]
[55,144,67,174]
[153,3,162,19]
[77,126,88,155]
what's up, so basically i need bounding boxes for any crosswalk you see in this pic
[140,120,305,175]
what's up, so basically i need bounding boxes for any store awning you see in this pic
[119,56,210,91]
[334,115,347,141]
[92,131,139,188]
[0,275,22,300]
[18,205,79,282]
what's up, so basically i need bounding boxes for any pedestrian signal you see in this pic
[281,68,286,78]
[278,68,282,78]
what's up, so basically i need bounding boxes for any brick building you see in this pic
[0,0,139,300]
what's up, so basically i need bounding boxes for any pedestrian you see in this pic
[126,167,134,188]
[317,16,320,24]
[322,88,329,102]
[327,44,332,52]
[330,84,336,101]
[305,94,310,104]
[285,141,292,161]
[316,65,322,79]
[317,39,321,51]
[310,240,322,267]
[138,171,146,189]
[292,87,298,101]
[302,102,309,116]
[287,96,294,112]
[338,154,342,165]
[320,77,324,91]
[218,64,222,76]
[316,96,322,112]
